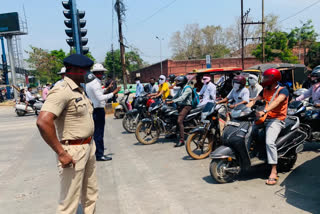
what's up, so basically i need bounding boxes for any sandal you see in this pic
[265,176,279,185]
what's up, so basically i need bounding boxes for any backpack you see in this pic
[183,85,200,108]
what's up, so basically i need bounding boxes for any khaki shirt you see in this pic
[41,77,94,141]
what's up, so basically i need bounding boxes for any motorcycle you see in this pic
[135,102,203,145]
[15,97,44,116]
[114,89,132,119]
[185,102,227,160]
[122,93,155,133]
[288,101,320,142]
[209,104,309,183]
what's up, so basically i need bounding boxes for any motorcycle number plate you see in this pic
[226,121,240,127]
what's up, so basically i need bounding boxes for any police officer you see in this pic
[86,63,121,161]
[37,54,98,214]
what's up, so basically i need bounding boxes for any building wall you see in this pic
[131,57,282,82]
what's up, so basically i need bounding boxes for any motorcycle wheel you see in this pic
[16,111,26,116]
[135,121,159,145]
[186,133,213,160]
[209,159,239,183]
[114,109,123,119]
[278,152,297,172]
[122,114,137,133]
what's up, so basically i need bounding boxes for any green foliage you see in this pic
[306,42,320,69]
[104,49,144,78]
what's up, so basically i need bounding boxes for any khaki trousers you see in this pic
[56,141,98,214]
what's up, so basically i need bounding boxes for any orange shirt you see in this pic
[262,86,289,121]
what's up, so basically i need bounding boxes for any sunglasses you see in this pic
[202,78,210,80]
[159,78,165,80]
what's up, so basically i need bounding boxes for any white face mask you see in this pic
[202,78,210,84]
[135,80,140,85]
[233,83,240,91]
[159,79,165,85]
[248,79,257,86]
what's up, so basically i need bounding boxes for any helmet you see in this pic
[91,63,107,72]
[146,98,155,108]
[57,67,66,75]
[144,84,151,93]
[175,75,188,87]
[261,68,281,87]
[311,66,320,84]
[169,74,176,83]
[233,75,246,87]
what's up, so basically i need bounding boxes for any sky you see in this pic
[2,0,320,66]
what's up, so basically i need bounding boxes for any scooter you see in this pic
[209,104,309,183]
[15,97,44,116]
[114,89,132,119]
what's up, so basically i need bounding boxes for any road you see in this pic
[0,106,319,214]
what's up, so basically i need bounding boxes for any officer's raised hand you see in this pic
[59,151,76,168]
[113,86,121,95]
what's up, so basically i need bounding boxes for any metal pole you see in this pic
[262,0,265,63]
[71,0,81,54]
[0,37,11,99]
[241,0,244,69]
[156,36,163,75]
[5,35,18,100]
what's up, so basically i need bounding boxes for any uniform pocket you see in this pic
[73,100,88,116]
[58,144,89,172]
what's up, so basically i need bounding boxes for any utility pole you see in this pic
[241,0,244,69]
[262,0,265,63]
[156,36,163,75]
[111,44,115,79]
[115,0,128,89]
[5,35,18,100]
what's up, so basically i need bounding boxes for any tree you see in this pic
[306,42,320,69]
[104,49,144,79]
[252,31,299,63]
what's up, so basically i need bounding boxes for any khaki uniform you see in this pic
[41,77,98,214]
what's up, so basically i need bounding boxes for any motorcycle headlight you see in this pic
[287,108,296,116]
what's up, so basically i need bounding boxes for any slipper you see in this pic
[265,177,279,185]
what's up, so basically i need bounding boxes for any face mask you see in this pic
[248,79,257,86]
[159,79,165,85]
[136,80,140,85]
[202,78,210,84]
[233,83,240,91]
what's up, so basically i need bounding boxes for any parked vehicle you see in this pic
[135,102,203,145]
[209,104,309,183]
[185,102,227,160]
[15,98,44,116]
[288,100,320,142]
[114,89,132,119]
[122,93,155,133]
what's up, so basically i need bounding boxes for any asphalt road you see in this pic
[0,106,319,214]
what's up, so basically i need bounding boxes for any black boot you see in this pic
[174,140,185,147]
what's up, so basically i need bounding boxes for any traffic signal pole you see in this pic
[5,35,18,100]
[0,37,10,99]
[70,0,81,54]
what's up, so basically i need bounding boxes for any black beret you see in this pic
[63,54,94,68]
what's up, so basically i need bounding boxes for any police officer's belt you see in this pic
[61,136,92,145]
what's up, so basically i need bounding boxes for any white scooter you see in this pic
[15,97,44,116]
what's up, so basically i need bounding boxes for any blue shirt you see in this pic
[136,84,144,97]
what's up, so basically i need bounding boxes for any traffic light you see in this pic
[0,72,6,85]
[62,0,89,55]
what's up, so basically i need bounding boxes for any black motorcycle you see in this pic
[288,101,320,142]
[185,102,227,160]
[135,102,203,145]
[122,93,152,133]
[209,104,309,183]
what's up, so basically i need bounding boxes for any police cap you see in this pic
[63,54,94,68]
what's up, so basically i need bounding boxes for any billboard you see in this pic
[0,12,20,33]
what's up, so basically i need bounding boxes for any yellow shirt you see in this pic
[158,82,170,100]
[41,77,94,141]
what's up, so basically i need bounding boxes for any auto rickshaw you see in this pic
[187,67,242,98]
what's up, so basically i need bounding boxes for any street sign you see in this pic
[0,13,20,34]
[206,55,211,68]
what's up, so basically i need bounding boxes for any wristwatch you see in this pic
[263,109,268,114]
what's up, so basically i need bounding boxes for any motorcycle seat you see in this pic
[189,106,204,114]
[278,117,298,137]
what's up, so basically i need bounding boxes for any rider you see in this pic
[149,75,170,102]
[25,87,36,112]
[248,74,263,100]
[199,74,216,106]
[217,75,249,108]
[252,68,289,185]
[168,74,180,97]
[295,66,320,107]
[166,76,193,147]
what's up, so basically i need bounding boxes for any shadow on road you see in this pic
[182,155,195,161]
[133,137,176,146]
[277,155,320,213]
[302,142,320,152]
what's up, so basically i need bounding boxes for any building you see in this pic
[131,57,282,82]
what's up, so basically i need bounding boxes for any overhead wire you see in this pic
[279,0,320,23]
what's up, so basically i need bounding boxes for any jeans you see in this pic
[177,106,192,141]
[93,108,106,158]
